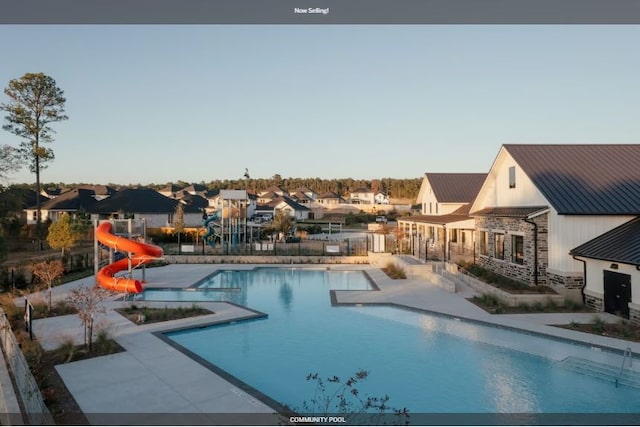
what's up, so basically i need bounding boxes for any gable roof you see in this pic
[178,192,209,210]
[272,196,309,211]
[351,187,372,194]
[570,216,640,266]
[426,173,487,203]
[505,144,640,215]
[183,184,207,193]
[318,191,342,199]
[37,188,98,211]
[93,187,200,214]
[159,183,182,194]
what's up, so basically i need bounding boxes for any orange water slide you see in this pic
[95,221,164,293]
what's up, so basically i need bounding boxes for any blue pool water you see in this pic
[157,268,640,414]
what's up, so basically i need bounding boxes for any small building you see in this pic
[570,217,640,323]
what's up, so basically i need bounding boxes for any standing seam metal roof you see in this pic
[505,144,640,215]
[570,216,640,266]
[426,173,487,203]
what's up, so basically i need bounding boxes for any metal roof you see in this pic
[471,206,549,218]
[426,173,487,203]
[570,216,640,266]
[505,144,640,215]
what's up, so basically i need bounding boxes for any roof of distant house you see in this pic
[93,187,200,214]
[318,191,343,199]
[36,188,99,211]
[159,183,182,194]
[505,144,640,215]
[0,188,48,210]
[178,192,209,210]
[183,183,207,193]
[351,187,372,194]
[570,216,640,266]
[426,173,488,203]
[270,196,309,211]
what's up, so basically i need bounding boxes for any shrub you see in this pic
[383,262,406,279]
[57,338,78,363]
[591,316,606,334]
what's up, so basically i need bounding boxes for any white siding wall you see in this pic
[548,212,634,272]
[581,258,640,304]
[439,203,465,215]
[472,149,547,212]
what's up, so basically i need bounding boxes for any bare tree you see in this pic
[31,259,64,312]
[66,284,110,351]
[172,203,185,254]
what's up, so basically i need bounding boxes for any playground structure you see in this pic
[94,219,163,293]
[203,190,249,249]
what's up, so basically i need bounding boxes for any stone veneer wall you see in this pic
[630,303,640,326]
[547,271,584,290]
[584,291,603,312]
[475,213,549,286]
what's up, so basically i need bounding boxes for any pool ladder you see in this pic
[615,347,633,388]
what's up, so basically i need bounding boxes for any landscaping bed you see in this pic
[469,294,592,315]
[381,262,407,279]
[460,263,556,294]
[115,304,213,324]
[558,318,640,343]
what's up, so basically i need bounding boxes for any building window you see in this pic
[450,229,457,243]
[512,235,524,265]
[509,166,516,189]
[479,231,488,255]
[494,233,505,260]
[436,203,439,214]
[429,202,432,214]
[428,226,435,239]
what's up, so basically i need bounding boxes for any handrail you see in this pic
[616,347,633,388]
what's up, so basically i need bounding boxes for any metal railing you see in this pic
[616,347,634,388]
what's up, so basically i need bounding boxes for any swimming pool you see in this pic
[155,268,640,417]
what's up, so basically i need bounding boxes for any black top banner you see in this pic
[2,0,640,24]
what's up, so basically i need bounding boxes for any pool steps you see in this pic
[560,356,640,389]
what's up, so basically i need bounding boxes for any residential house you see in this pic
[91,187,202,228]
[373,192,389,205]
[260,185,288,197]
[272,196,310,220]
[257,191,279,204]
[0,188,47,222]
[292,186,317,201]
[316,192,344,206]
[26,188,98,224]
[470,144,640,303]
[349,187,375,204]
[397,173,486,261]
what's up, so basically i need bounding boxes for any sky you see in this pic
[1,25,639,185]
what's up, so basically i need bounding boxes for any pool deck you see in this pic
[19,262,640,424]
